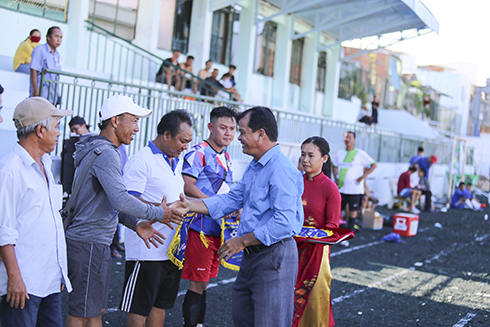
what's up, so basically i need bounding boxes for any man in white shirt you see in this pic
[0,97,72,326]
[333,131,377,232]
[120,110,193,327]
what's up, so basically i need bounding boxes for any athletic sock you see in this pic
[198,290,206,324]
[183,290,202,327]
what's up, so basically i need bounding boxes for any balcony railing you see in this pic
[40,68,454,165]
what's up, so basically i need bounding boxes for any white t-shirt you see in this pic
[123,144,184,261]
[333,148,375,195]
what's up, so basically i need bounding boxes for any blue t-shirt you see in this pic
[450,188,467,209]
[415,157,433,177]
[183,141,233,236]
[410,155,421,166]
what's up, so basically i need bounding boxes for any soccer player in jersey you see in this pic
[181,107,238,327]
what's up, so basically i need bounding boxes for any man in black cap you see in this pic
[61,116,94,195]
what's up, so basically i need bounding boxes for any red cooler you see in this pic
[393,213,419,237]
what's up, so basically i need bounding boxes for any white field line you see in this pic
[331,226,431,258]
[452,312,477,327]
[332,232,490,305]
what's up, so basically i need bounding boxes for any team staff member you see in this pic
[120,110,193,327]
[0,98,72,326]
[332,131,377,232]
[172,107,304,327]
[181,107,237,327]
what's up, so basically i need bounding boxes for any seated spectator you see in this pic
[362,180,379,211]
[219,74,242,102]
[357,105,372,125]
[221,65,236,86]
[13,29,41,74]
[179,55,198,93]
[464,182,482,210]
[200,69,227,98]
[451,182,469,209]
[416,168,433,212]
[155,50,181,90]
[198,59,213,80]
[397,166,421,214]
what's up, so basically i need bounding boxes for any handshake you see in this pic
[158,193,191,229]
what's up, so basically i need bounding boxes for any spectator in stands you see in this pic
[179,55,198,93]
[221,65,236,86]
[415,155,437,178]
[156,50,181,90]
[410,146,424,167]
[219,74,242,102]
[357,105,372,125]
[61,116,95,195]
[0,84,3,124]
[13,29,41,74]
[397,166,421,214]
[417,168,433,212]
[371,95,379,127]
[200,69,225,98]
[30,26,63,106]
[198,60,213,80]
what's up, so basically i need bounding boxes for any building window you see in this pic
[316,51,327,92]
[254,21,277,77]
[289,38,304,86]
[209,6,240,66]
[1,0,69,22]
[88,0,139,40]
[172,0,193,53]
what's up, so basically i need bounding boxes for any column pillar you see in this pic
[188,0,214,68]
[271,15,292,108]
[322,45,341,117]
[235,0,258,102]
[133,0,161,52]
[64,0,90,69]
[300,32,318,113]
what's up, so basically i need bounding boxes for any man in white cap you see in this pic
[64,95,185,327]
[0,97,72,326]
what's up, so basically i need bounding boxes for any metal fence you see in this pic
[0,0,68,22]
[84,20,233,100]
[40,68,456,165]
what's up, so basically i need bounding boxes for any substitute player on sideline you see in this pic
[181,107,238,327]
[332,131,377,233]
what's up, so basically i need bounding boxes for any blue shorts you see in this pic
[399,188,411,197]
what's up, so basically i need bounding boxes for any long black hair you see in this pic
[301,136,332,178]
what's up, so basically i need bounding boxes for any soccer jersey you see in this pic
[183,141,233,236]
[332,148,375,195]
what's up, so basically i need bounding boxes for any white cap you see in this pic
[99,95,152,121]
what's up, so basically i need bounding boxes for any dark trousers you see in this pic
[0,292,62,327]
[421,189,432,211]
[232,237,298,327]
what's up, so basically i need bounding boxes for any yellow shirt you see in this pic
[13,39,40,71]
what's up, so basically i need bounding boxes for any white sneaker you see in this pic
[339,240,350,247]
[411,207,421,214]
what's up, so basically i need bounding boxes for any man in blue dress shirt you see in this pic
[172,106,304,327]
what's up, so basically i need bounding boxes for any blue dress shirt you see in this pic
[30,43,62,103]
[203,145,304,246]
